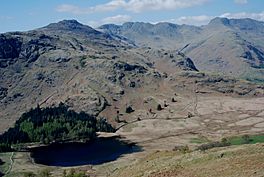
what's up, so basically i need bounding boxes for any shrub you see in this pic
[0,172,4,177]
[157,104,162,111]
[125,105,134,113]
[38,168,51,177]
[64,169,87,177]
[23,172,36,177]
[197,140,230,151]
[79,57,86,68]
[173,145,190,154]
[0,158,4,165]
[242,134,251,144]
[0,143,12,152]
[187,112,193,118]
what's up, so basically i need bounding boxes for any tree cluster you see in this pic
[197,139,231,151]
[0,103,114,152]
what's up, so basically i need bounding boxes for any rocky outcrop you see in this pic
[0,87,8,100]
[113,62,147,73]
[174,57,198,71]
[0,35,22,67]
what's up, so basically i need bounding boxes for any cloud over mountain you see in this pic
[56,0,208,14]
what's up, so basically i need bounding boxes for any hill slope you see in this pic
[0,20,198,133]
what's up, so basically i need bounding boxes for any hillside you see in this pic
[99,18,264,81]
[0,19,264,176]
[0,20,264,134]
[0,20,199,133]
[107,143,264,177]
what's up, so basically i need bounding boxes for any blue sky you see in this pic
[0,0,264,33]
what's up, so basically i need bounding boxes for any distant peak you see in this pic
[42,19,97,33]
[155,22,179,28]
[58,19,82,25]
[209,17,230,26]
[55,19,85,28]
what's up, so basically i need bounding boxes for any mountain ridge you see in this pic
[99,17,264,81]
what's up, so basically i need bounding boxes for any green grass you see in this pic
[227,134,264,145]
[197,134,264,151]
[190,136,209,144]
[0,152,12,175]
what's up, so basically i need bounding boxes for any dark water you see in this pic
[30,138,141,167]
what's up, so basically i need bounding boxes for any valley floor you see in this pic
[2,94,264,177]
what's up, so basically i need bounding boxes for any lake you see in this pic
[30,138,140,167]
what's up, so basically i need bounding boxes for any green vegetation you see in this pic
[0,153,12,177]
[190,136,209,144]
[0,144,11,152]
[23,169,51,177]
[173,145,190,154]
[79,56,86,68]
[0,103,114,152]
[23,172,37,177]
[197,134,264,151]
[23,168,88,177]
[63,169,87,177]
[0,158,4,177]
[227,134,264,145]
[197,140,230,151]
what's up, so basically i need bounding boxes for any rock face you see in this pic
[99,18,264,81]
[0,35,22,67]
[0,35,22,59]
[174,54,198,71]
[0,87,8,100]
[113,62,147,73]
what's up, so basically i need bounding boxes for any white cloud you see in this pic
[170,15,213,26]
[125,0,209,13]
[102,15,132,24]
[166,11,264,26]
[220,11,264,21]
[56,0,209,14]
[94,0,127,12]
[87,15,132,27]
[234,0,248,4]
[56,4,89,14]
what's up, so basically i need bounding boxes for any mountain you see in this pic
[0,19,263,134]
[0,20,199,133]
[99,18,264,81]
[1,19,264,177]
[98,22,202,49]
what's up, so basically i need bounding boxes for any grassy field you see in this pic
[227,134,264,145]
